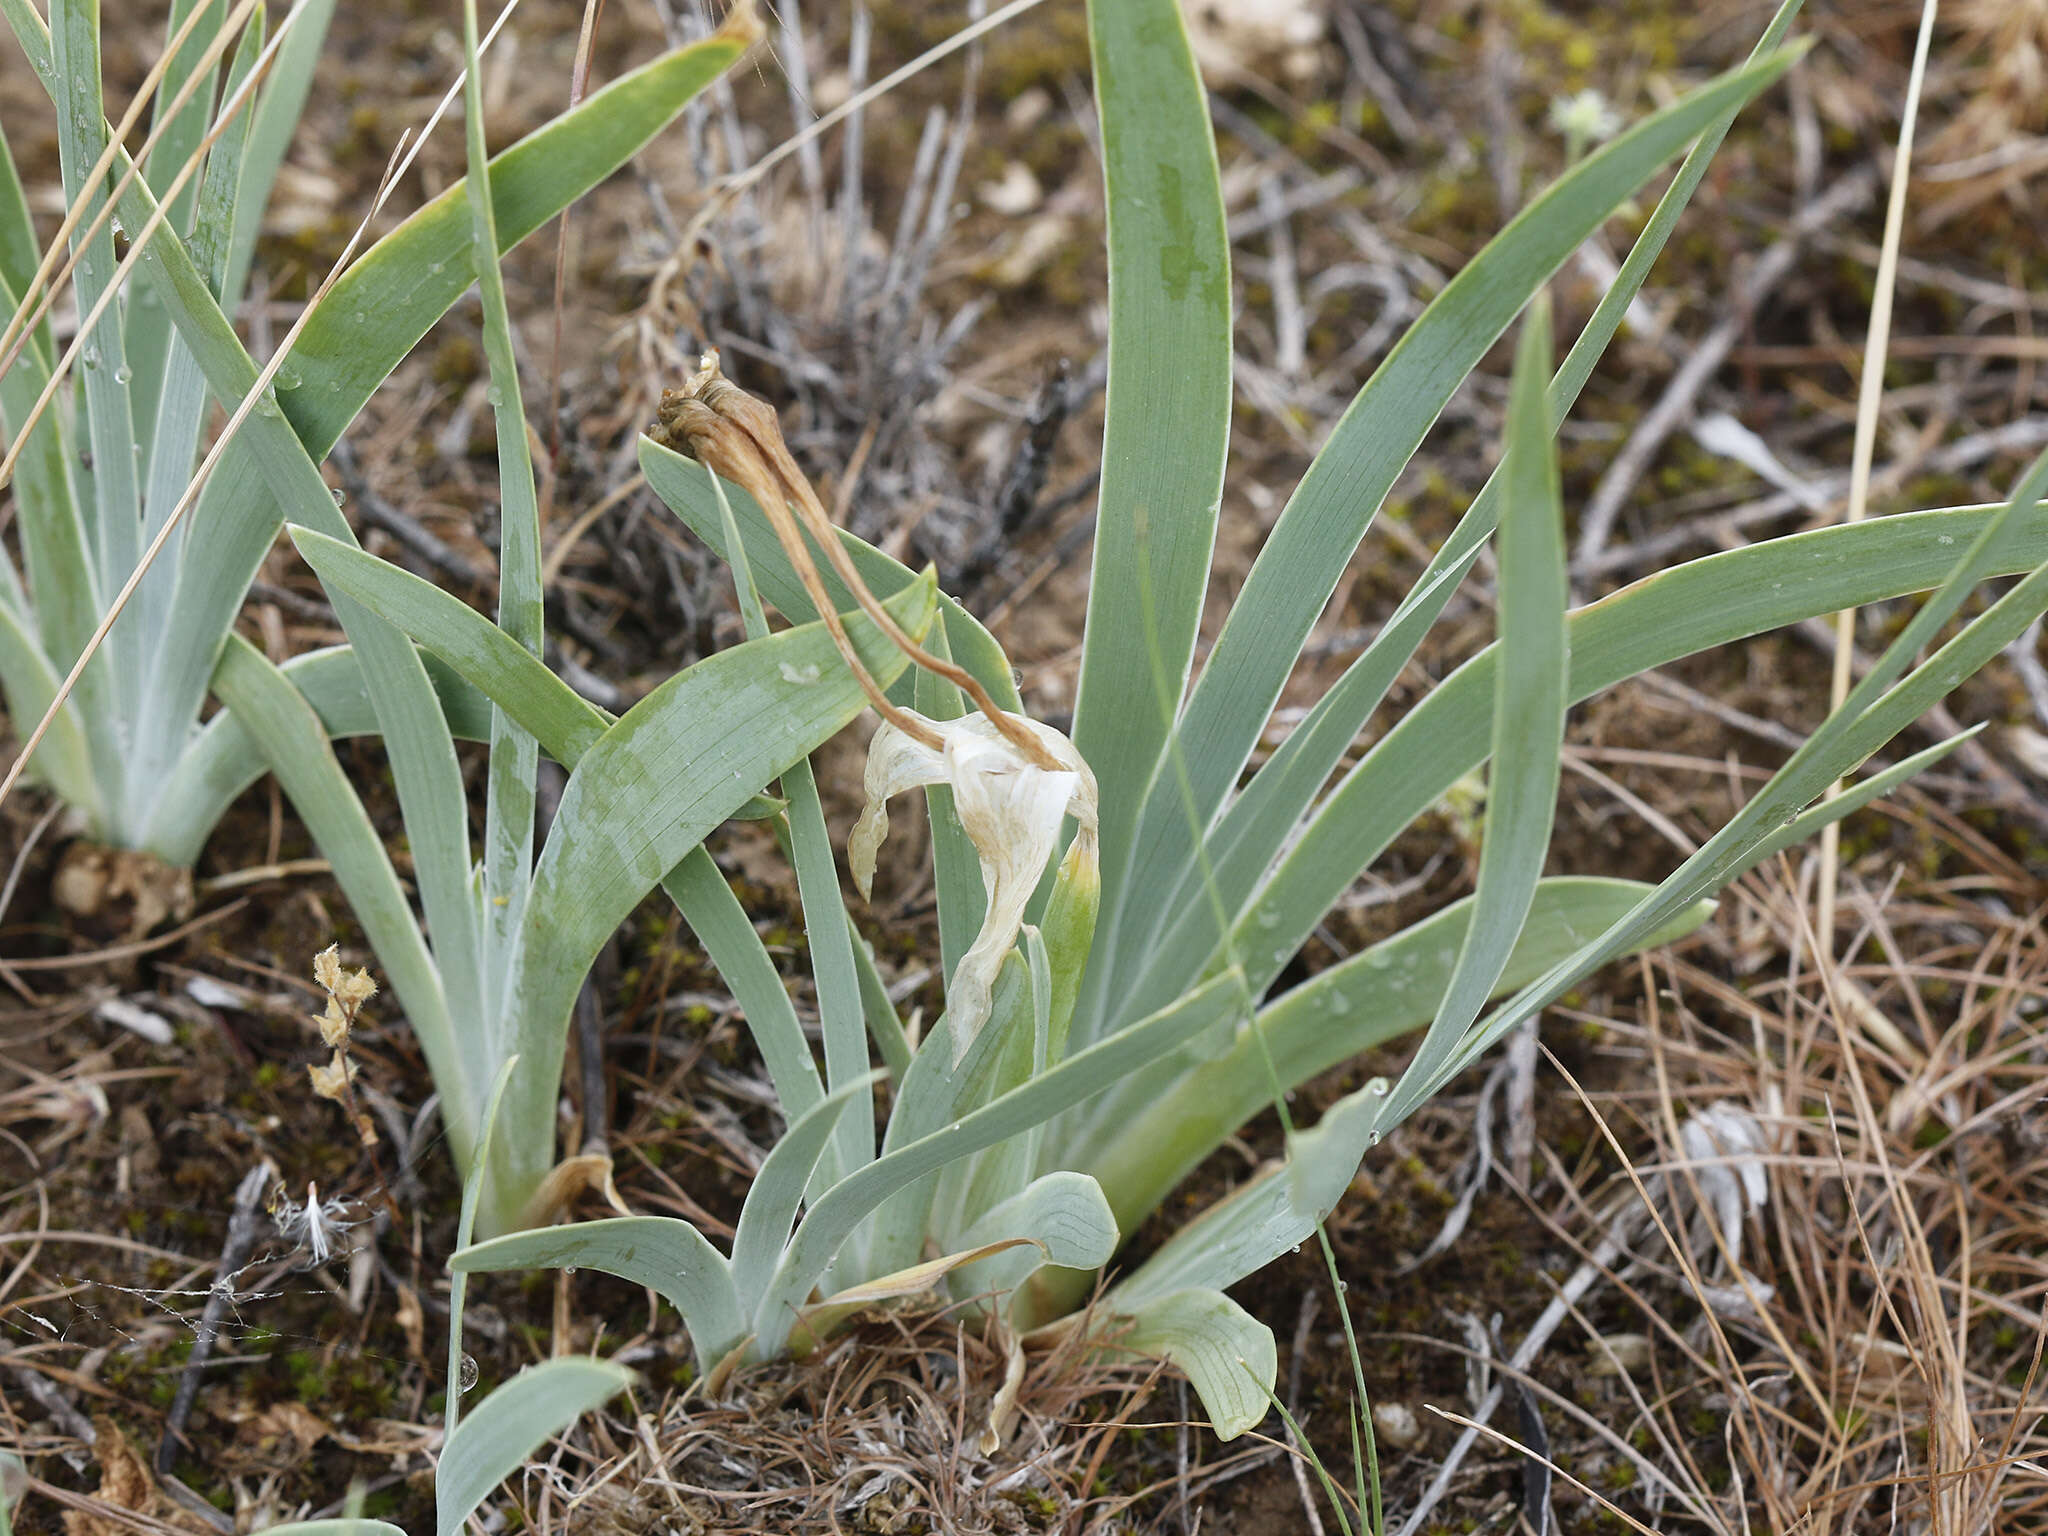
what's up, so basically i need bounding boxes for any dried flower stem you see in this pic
[658,354,1064,771]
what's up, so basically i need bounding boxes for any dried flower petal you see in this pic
[307,1050,357,1102]
[335,967,377,1010]
[849,725,948,900]
[316,998,350,1049]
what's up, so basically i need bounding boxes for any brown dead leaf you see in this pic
[243,1401,332,1462]
[515,1151,629,1230]
[61,1417,157,1536]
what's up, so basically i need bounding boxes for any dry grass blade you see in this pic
[0,0,243,386]
[1815,0,1941,951]
[1522,801,2048,1534]
[1423,1406,1665,1536]
[535,1301,1163,1534]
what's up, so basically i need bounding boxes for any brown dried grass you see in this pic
[1534,796,2048,1535]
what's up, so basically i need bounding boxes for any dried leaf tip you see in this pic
[713,0,768,50]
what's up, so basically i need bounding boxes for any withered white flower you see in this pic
[852,709,1096,1062]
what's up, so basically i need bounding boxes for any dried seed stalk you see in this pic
[655,352,1063,770]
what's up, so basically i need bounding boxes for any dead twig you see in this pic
[1571,166,1880,572]
[155,1161,274,1475]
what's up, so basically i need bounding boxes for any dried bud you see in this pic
[307,1050,357,1102]
[315,998,350,1049]
[651,353,810,521]
[335,966,376,1011]
[312,944,343,995]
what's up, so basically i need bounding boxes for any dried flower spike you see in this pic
[310,944,378,1048]
[307,945,379,1147]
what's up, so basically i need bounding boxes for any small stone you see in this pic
[1586,1332,1653,1375]
[977,161,1042,216]
[1003,86,1052,132]
[1371,1400,1424,1449]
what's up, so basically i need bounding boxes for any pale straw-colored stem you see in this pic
[774,435,1065,771]
[666,355,1065,768]
[726,416,940,748]
[1815,0,1940,954]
